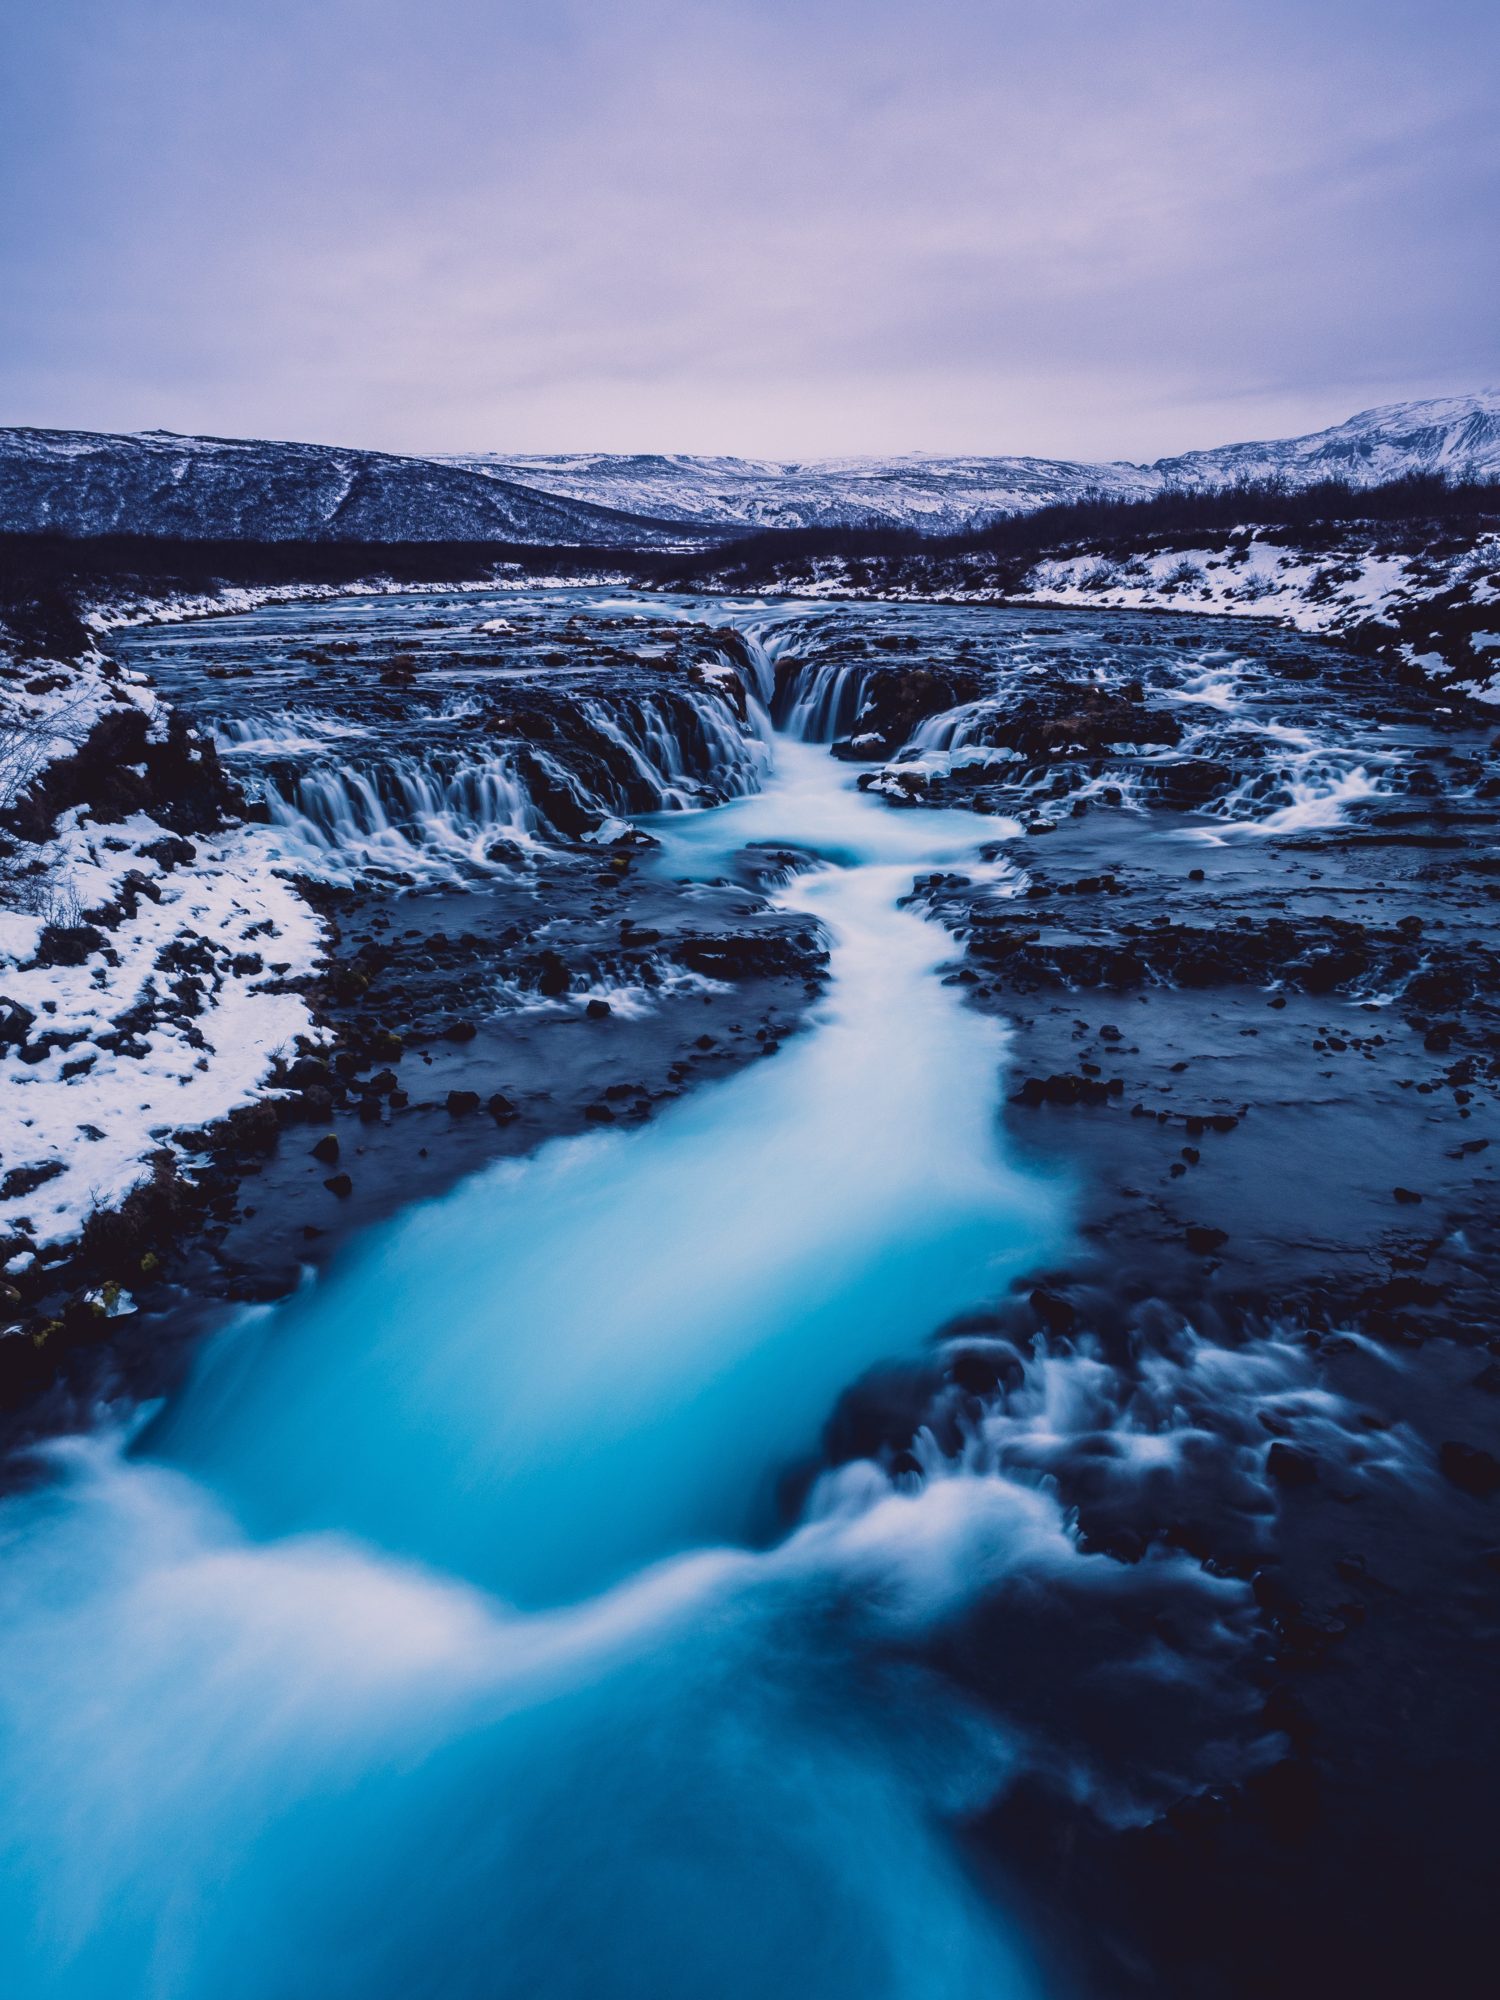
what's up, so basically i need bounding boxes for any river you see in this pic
[10,582,1474,1999]
[0,647,1076,1998]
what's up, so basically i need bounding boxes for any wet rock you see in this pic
[322,1172,353,1198]
[1267,1443,1319,1488]
[1030,1287,1078,1335]
[310,1135,340,1165]
[487,1093,519,1123]
[1439,1442,1500,1497]
[535,950,571,998]
[1185,1224,1229,1254]
[445,1089,481,1117]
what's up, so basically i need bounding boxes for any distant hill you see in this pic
[443,392,1500,534]
[2,394,1495,545]
[0,428,678,546]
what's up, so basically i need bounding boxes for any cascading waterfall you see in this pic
[242,681,775,884]
[905,698,994,754]
[773,657,876,742]
[263,749,541,879]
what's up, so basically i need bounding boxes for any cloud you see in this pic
[2,0,1496,456]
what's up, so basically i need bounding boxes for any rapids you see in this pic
[0,673,1075,1998]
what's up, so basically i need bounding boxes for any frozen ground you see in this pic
[0,636,324,1257]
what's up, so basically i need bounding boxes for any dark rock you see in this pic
[140,834,197,871]
[445,1089,481,1117]
[33,924,105,968]
[1030,1287,1078,1335]
[310,1135,340,1165]
[1267,1442,1319,1487]
[0,1161,64,1201]
[1185,1223,1229,1254]
[322,1172,353,1198]
[0,996,36,1047]
[1439,1442,1500,1497]
[535,950,571,997]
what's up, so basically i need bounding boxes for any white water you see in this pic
[0,723,1075,1998]
[245,682,773,885]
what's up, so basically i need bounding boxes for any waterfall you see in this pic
[773,660,875,742]
[246,678,776,883]
[260,749,542,881]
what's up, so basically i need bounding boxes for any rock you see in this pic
[487,1093,519,1123]
[674,926,826,982]
[1392,1186,1423,1204]
[310,1135,340,1165]
[1267,1442,1319,1487]
[0,996,36,1047]
[33,923,105,968]
[445,1090,480,1117]
[1029,1287,1078,1335]
[322,1173,353,1198]
[1185,1223,1229,1254]
[535,950,571,997]
[586,998,612,1019]
[0,1161,64,1201]
[947,1344,1026,1396]
[140,834,197,871]
[442,1021,478,1043]
[1439,1442,1500,1497]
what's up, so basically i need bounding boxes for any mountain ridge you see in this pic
[0,392,1495,544]
[445,391,1500,532]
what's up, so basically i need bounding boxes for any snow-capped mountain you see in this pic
[0,428,673,546]
[0,394,1494,546]
[1154,392,1500,491]
[433,450,1161,533]
[443,392,1500,534]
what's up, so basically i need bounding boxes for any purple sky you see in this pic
[2,0,1496,460]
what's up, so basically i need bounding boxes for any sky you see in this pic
[1,0,1496,461]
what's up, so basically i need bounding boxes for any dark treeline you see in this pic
[1,471,1496,649]
[0,531,609,596]
[639,471,1500,586]
[0,534,614,657]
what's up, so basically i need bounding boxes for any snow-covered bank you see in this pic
[695,525,1500,707]
[1019,530,1500,702]
[0,625,324,1263]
